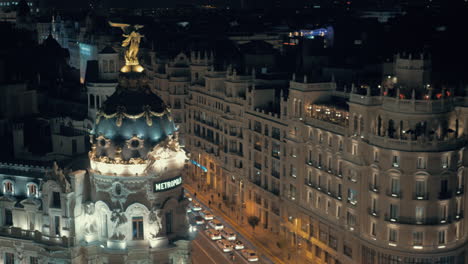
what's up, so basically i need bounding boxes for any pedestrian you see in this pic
[208,200,211,206]
[194,192,197,198]
[218,192,220,198]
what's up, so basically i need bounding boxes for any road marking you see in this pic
[193,238,218,264]
[185,185,280,264]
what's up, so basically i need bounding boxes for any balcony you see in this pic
[272,132,281,140]
[254,144,262,151]
[438,191,452,200]
[254,162,262,170]
[271,189,280,196]
[387,190,402,199]
[384,215,462,225]
[369,184,379,193]
[272,151,280,159]
[368,208,379,217]
[304,179,315,187]
[271,170,280,179]
[413,192,429,200]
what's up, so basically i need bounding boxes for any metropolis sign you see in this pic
[153,176,182,192]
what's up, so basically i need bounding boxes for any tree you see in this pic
[247,216,260,233]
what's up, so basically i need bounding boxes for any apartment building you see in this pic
[185,58,468,263]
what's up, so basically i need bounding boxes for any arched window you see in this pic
[27,183,38,198]
[3,180,14,195]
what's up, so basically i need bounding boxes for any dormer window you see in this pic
[3,180,14,195]
[27,183,38,198]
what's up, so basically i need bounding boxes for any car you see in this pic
[194,216,205,225]
[184,192,192,201]
[189,202,202,212]
[233,240,244,250]
[241,249,259,262]
[200,210,214,220]
[205,228,221,240]
[220,228,236,241]
[216,239,234,252]
[208,219,224,230]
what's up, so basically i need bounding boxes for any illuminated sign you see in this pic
[154,176,182,192]
[190,160,208,172]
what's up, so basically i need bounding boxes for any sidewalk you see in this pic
[184,183,286,264]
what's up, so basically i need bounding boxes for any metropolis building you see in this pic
[183,52,468,263]
[0,25,191,263]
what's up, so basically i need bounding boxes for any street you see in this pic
[187,193,271,264]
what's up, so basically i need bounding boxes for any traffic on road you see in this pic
[185,190,264,263]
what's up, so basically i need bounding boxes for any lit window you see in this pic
[442,155,449,168]
[438,230,446,245]
[370,222,376,237]
[413,231,423,246]
[389,204,399,220]
[3,181,14,195]
[352,144,357,155]
[27,183,38,197]
[132,217,144,240]
[388,228,397,242]
[392,155,400,167]
[391,178,400,196]
[373,150,379,162]
[417,157,426,169]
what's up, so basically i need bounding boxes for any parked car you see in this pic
[205,228,222,240]
[233,240,244,250]
[200,210,214,220]
[241,249,259,262]
[220,228,236,241]
[194,215,205,225]
[208,219,224,230]
[216,239,234,252]
[189,202,202,212]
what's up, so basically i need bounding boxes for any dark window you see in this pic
[344,244,353,258]
[132,217,144,240]
[72,139,77,154]
[30,256,39,264]
[54,216,60,236]
[51,192,61,208]
[5,252,14,264]
[441,179,448,193]
[5,209,13,226]
[165,211,173,234]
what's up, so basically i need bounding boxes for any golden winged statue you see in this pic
[109,21,145,72]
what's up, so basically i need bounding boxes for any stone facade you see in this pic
[184,59,468,263]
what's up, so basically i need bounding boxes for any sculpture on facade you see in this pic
[83,203,97,235]
[149,208,163,238]
[110,209,128,240]
[109,22,144,67]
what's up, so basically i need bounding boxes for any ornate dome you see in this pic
[90,72,177,169]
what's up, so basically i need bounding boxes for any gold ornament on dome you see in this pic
[126,135,144,150]
[95,105,169,127]
[109,22,145,73]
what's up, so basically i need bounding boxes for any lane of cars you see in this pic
[186,191,260,263]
